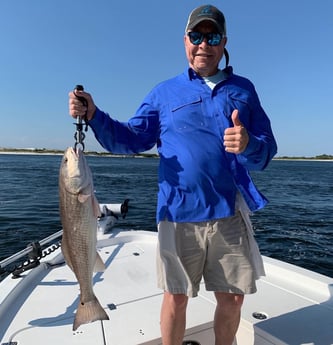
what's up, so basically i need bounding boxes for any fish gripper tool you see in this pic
[73,84,88,151]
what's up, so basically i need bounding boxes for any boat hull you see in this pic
[1,228,332,344]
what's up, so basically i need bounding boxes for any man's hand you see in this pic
[68,89,96,121]
[223,109,249,154]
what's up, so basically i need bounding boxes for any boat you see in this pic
[0,201,332,345]
[97,199,129,234]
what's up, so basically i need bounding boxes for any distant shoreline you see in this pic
[274,156,333,161]
[0,148,156,159]
[0,148,332,161]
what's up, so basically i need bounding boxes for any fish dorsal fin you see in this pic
[94,252,106,272]
[78,193,91,203]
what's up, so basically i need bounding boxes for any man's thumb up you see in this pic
[224,109,249,154]
[231,109,242,127]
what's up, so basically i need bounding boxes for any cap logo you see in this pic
[198,5,214,17]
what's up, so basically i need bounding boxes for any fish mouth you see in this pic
[75,147,84,155]
[69,146,81,157]
[65,147,82,163]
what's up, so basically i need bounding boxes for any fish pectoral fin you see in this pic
[78,193,91,203]
[94,252,106,272]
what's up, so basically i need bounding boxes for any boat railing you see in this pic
[0,199,129,279]
[0,230,63,274]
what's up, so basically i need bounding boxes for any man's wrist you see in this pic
[88,106,97,121]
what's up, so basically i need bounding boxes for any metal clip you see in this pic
[73,84,88,151]
[74,117,86,151]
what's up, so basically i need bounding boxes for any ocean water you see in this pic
[0,153,332,278]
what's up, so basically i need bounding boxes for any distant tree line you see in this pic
[275,154,333,160]
[0,148,332,160]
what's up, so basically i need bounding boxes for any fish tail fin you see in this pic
[94,252,106,272]
[73,297,109,331]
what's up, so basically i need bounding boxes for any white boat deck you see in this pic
[0,229,332,345]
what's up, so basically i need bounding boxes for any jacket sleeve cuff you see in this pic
[242,132,260,156]
[88,106,103,127]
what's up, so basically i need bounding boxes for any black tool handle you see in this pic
[74,84,88,107]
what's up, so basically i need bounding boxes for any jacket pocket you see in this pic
[171,96,206,133]
[224,92,251,127]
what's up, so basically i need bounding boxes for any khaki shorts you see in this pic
[156,212,259,297]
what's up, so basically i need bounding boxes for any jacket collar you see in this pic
[186,66,233,81]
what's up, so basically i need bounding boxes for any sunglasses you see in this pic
[187,32,223,46]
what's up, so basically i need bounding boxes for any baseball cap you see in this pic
[185,5,226,35]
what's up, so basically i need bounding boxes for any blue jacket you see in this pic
[89,66,277,223]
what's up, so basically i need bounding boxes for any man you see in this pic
[69,5,277,345]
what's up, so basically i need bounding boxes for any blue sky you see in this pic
[0,0,332,157]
